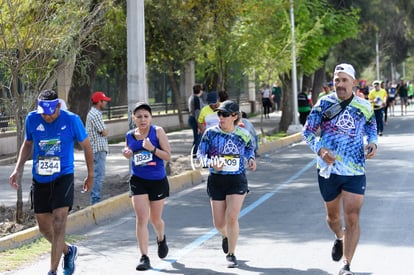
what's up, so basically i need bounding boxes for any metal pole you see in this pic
[287,0,302,133]
[127,0,147,129]
[376,32,380,80]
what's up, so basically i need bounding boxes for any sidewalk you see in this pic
[0,111,284,208]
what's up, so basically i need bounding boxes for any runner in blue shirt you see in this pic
[9,89,94,275]
[122,102,171,271]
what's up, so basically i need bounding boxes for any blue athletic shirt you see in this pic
[197,125,255,175]
[303,93,378,176]
[126,125,166,180]
[25,110,88,183]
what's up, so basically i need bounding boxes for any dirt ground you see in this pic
[0,155,191,238]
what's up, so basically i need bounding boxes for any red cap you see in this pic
[91,91,111,103]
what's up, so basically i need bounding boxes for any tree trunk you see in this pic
[312,67,326,104]
[68,45,103,122]
[279,72,293,133]
[12,72,26,223]
[302,74,313,93]
[166,61,184,127]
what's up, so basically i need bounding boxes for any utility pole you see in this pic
[376,32,380,80]
[127,0,147,129]
[287,0,302,134]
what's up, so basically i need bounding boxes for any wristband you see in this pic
[151,147,157,154]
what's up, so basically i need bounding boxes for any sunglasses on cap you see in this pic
[217,111,234,117]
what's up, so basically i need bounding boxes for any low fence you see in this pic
[101,102,188,120]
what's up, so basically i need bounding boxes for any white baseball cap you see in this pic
[334,63,356,79]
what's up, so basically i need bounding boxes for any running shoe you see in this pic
[339,263,354,275]
[136,255,151,271]
[332,239,343,261]
[226,253,239,268]
[222,237,228,254]
[62,245,78,275]
[157,235,169,259]
[47,271,57,275]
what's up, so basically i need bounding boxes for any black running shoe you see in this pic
[222,237,228,254]
[136,255,151,271]
[157,235,169,259]
[226,253,239,268]
[332,239,343,261]
[338,263,354,275]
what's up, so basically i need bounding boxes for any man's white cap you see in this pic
[334,63,356,79]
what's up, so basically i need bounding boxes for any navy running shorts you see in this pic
[207,173,249,201]
[129,175,169,201]
[31,174,74,213]
[317,171,366,202]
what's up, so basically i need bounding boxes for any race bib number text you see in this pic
[219,154,240,172]
[133,151,153,166]
[37,156,61,176]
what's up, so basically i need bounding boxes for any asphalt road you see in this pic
[4,110,414,275]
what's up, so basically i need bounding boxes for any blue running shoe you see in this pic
[63,245,78,275]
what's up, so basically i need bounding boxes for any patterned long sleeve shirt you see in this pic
[197,125,255,175]
[302,93,378,176]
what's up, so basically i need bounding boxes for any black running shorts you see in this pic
[207,173,249,201]
[129,175,170,201]
[31,174,74,213]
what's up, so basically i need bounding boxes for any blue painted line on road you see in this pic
[239,159,316,218]
[152,158,316,272]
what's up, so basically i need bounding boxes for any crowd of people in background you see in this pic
[299,76,413,136]
[356,77,412,135]
[237,74,413,134]
[188,85,259,159]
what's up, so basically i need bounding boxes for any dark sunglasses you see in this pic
[217,111,232,117]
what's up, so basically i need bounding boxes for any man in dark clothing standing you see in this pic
[298,87,312,125]
[271,81,282,111]
[188,84,204,156]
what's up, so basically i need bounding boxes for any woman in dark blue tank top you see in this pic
[122,102,172,271]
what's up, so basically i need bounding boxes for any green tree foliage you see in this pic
[67,0,119,122]
[145,0,201,126]
[94,1,127,105]
[0,0,108,222]
[191,0,244,91]
[226,0,359,131]
[328,0,414,81]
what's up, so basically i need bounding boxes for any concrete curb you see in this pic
[0,132,303,252]
[257,132,302,155]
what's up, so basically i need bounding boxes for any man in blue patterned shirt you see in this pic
[86,91,111,205]
[303,63,378,275]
